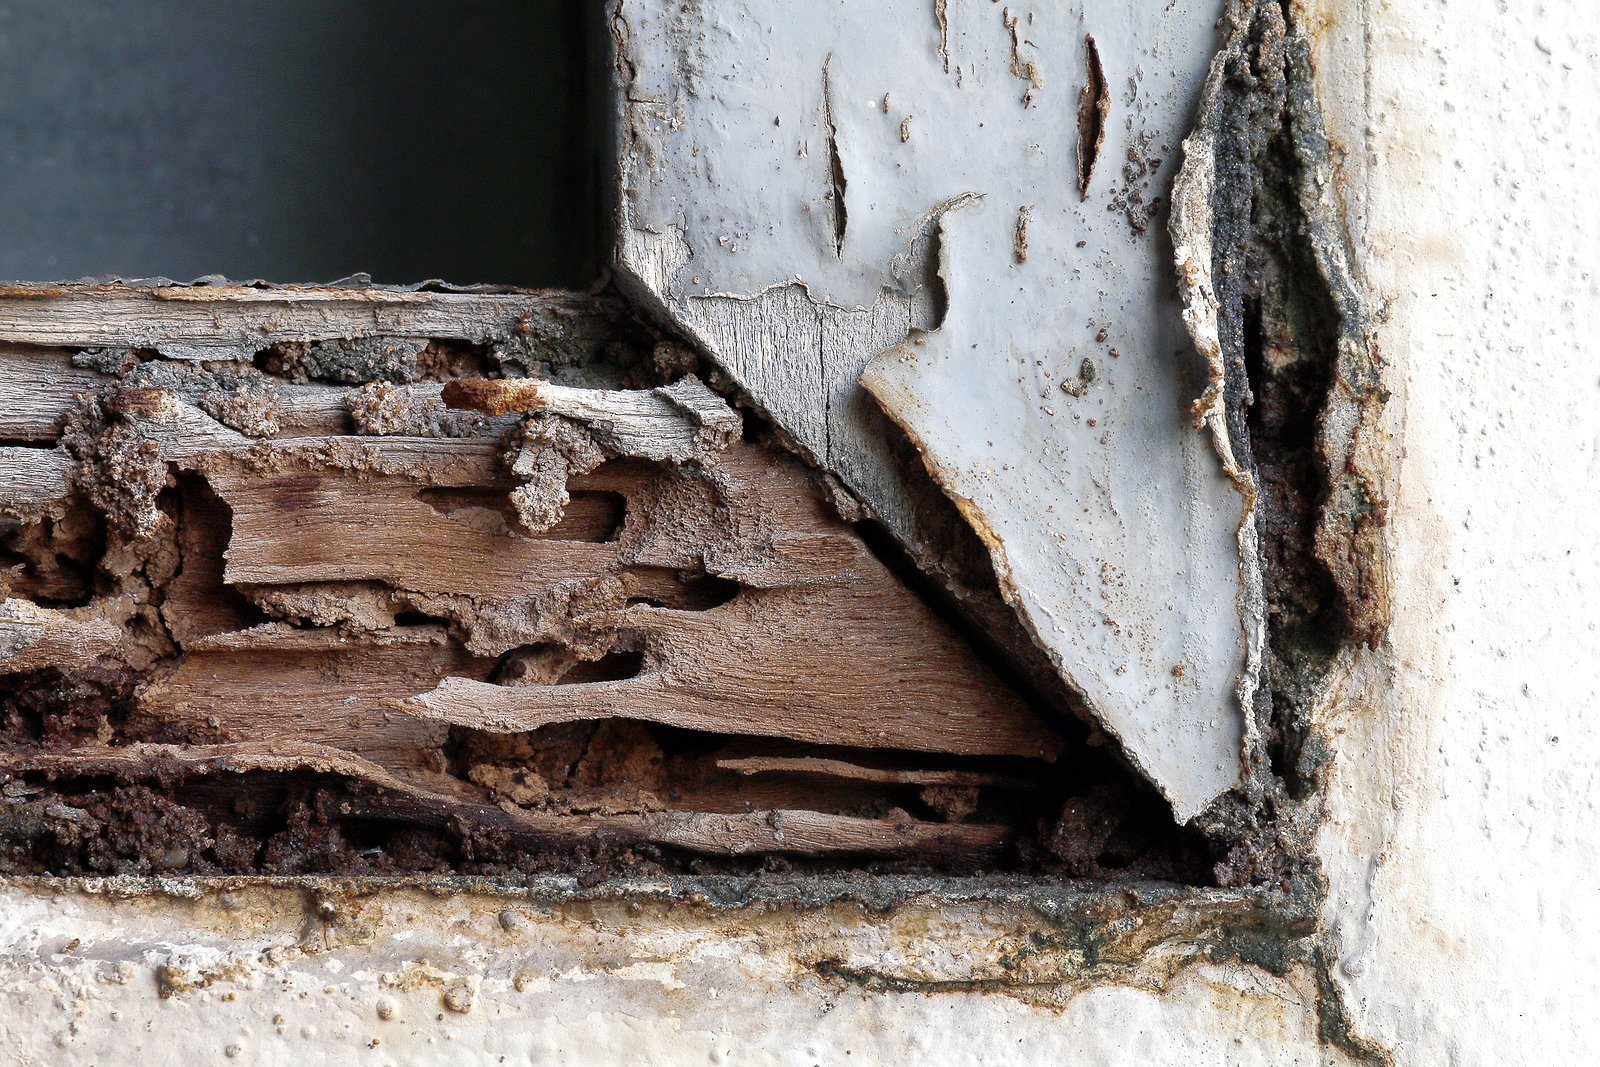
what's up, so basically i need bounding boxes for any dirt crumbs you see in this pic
[0,668,137,748]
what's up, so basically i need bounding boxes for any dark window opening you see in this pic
[0,0,605,287]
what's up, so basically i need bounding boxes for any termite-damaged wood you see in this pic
[0,600,122,673]
[0,297,1129,874]
[0,448,75,513]
[0,350,107,439]
[0,285,649,372]
[0,286,1220,880]
[143,434,1060,763]
[0,744,1007,865]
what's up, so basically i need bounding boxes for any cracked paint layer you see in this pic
[614,0,1248,819]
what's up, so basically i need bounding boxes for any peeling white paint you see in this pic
[616,0,1247,818]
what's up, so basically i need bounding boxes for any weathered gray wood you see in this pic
[0,349,107,439]
[0,284,636,363]
[442,375,741,462]
[0,447,75,513]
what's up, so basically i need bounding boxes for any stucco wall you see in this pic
[1313,0,1600,1061]
[1,1,1595,1063]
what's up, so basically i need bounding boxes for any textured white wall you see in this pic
[0,2,1595,1063]
[1313,0,1600,1062]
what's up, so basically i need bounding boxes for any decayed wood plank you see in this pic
[139,625,484,776]
[397,653,1055,759]
[0,743,1008,862]
[715,756,1029,790]
[2,336,1065,869]
[442,376,741,462]
[0,599,122,672]
[84,383,1065,765]
[0,349,107,439]
[115,390,506,482]
[0,447,75,513]
[0,286,640,362]
[208,465,620,594]
[190,439,1063,759]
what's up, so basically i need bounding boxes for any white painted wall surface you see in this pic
[1312,0,1600,1062]
[0,1,1596,1063]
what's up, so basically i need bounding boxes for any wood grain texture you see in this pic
[1,336,1063,864]
[0,599,122,673]
[0,349,107,439]
[0,285,640,363]
[0,447,75,513]
[139,625,481,777]
[191,436,1059,759]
